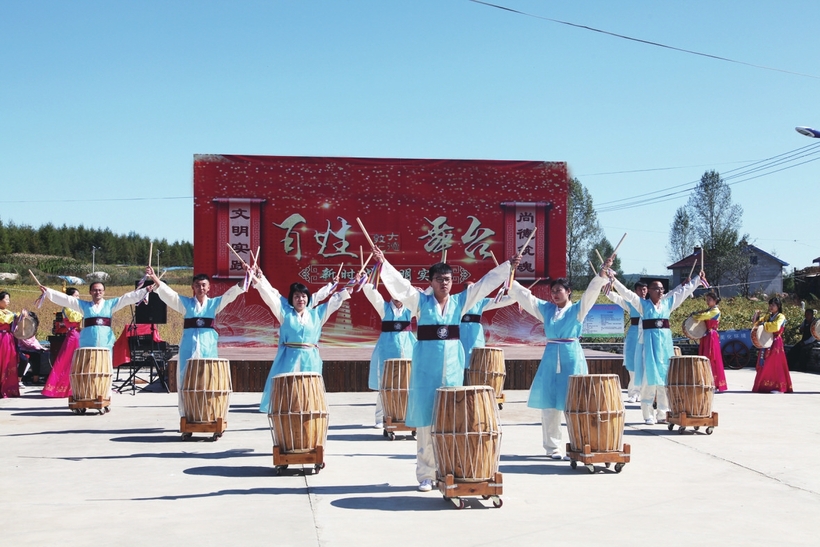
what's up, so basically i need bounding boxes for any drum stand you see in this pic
[180,417,227,442]
[665,411,718,435]
[68,395,111,415]
[566,443,631,474]
[273,445,325,475]
[383,416,416,441]
[436,472,503,509]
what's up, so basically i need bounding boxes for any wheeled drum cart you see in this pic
[666,411,718,435]
[383,416,416,440]
[437,472,503,509]
[273,444,325,475]
[179,416,227,441]
[567,442,631,474]
[68,395,111,415]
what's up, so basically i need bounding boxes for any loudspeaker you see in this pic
[135,292,167,324]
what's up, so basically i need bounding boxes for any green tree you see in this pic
[566,178,603,287]
[667,206,697,264]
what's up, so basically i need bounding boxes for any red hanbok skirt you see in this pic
[699,321,727,392]
[752,334,793,393]
[42,328,80,398]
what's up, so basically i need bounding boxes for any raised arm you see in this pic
[42,287,83,314]
[483,294,514,312]
[111,286,151,313]
[576,275,607,322]
[611,278,643,313]
[462,260,515,313]
[665,275,700,312]
[318,290,351,326]
[253,274,284,323]
[376,255,420,317]
[362,283,387,319]
[215,283,245,314]
[508,281,545,322]
[310,282,335,308]
[154,282,186,315]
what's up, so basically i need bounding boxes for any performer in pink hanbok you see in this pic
[690,292,727,392]
[0,291,24,398]
[42,287,83,398]
[752,297,793,394]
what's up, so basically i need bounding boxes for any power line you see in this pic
[469,0,820,79]
[0,196,193,204]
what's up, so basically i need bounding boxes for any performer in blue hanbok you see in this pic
[147,267,245,415]
[41,281,150,350]
[610,271,704,425]
[606,281,647,402]
[509,269,608,460]
[253,270,352,413]
[363,283,416,426]
[372,247,517,492]
[459,286,513,366]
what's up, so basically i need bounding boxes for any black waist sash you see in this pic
[417,324,460,341]
[184,317,216,329]
[642,319,670,330]
[84,317,112,328]
[460,314,482,323]
[381,320,411,332]
[630,317,640,326]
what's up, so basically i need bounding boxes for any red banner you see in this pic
[194,155,568,347]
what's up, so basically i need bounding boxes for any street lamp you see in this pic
[91,246,99,273]
[796,126,820,138]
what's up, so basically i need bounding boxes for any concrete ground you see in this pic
[2,368,820,547]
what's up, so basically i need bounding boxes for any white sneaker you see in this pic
[418,479,433,492]
[626,395,637,403]
[549,451,564,460]
[374,423,384,429]
[644,418,656,425]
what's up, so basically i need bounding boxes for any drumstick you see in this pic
[441,249,447,264]
[489,250,499,266]
[687,256,697,281]
[357,253,373,276]
[148,241,153,269]
[336,262,344,279]
[28,269,42,287]
[226,243,261,282]
[527,278,541,289]
[588,260,598,277]
[359,246,364,270]
[609,232,627,259]
[356,217,377,251]
[516,227,537,258]
[594,249,605,266]
[700,247,705,273]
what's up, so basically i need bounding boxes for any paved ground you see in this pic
[3,368,820,547]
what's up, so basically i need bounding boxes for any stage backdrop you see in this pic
[193,155,569,348]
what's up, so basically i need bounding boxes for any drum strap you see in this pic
[381,321,412,332]
[460,314,482,323]
[283,342,318,349]
[184,317,215,329]
[642,319,670,330]
[630,318,640,326]
[83,317,112,328]
[417,324,460,341]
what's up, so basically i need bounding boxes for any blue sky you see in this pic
[2,1,819,275]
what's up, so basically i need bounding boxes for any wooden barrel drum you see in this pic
[465,347,506,399]
[666,355,714,418]
[432,386,501,482]
[380,358,411,422]
[565,374,624,453]
[268,372,329,454]
[69,347,112,401]
[181,358,232,424]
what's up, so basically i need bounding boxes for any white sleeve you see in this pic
[215,283,245,314]
[111,287,151,313]
[612,278,643,315]
[362,284,386,319]
[508,281,545,323]
[45,288,83,314]
[155,282,186,315]
[310,282,334,308]
[666,275,700,312]
[605,290,630,313]
[253,275,284,323]
[577,275,607,322]
[482,294,514,311]
[320,290,351,326]
[462,261,513,313]
[379,259,420,317]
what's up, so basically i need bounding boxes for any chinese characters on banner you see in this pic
[501,202,549,280]
[214,198,265,279]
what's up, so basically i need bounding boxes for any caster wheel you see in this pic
[451,498,465,510]
[181,432,193,441]
[482,495,490,500]
[570,460,577,469]
[382,429,389,438]
[273,466,283,476]
[387,431,396,441]
[211,433,222,441]
[498,403,503,410]
[586,464,595,474]
[492,497,503,508]
[79,408,87,415]
[706,427,714,435]
[71,408,80,415]
[411,430,417,439]
[694,426,700,431]
[315,462,326,473]
[678,426,686,434]
[604,462,611,469]
[667,423,674,431]
[614,463,624,473]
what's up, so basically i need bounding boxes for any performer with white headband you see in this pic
[508,261,610,460]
